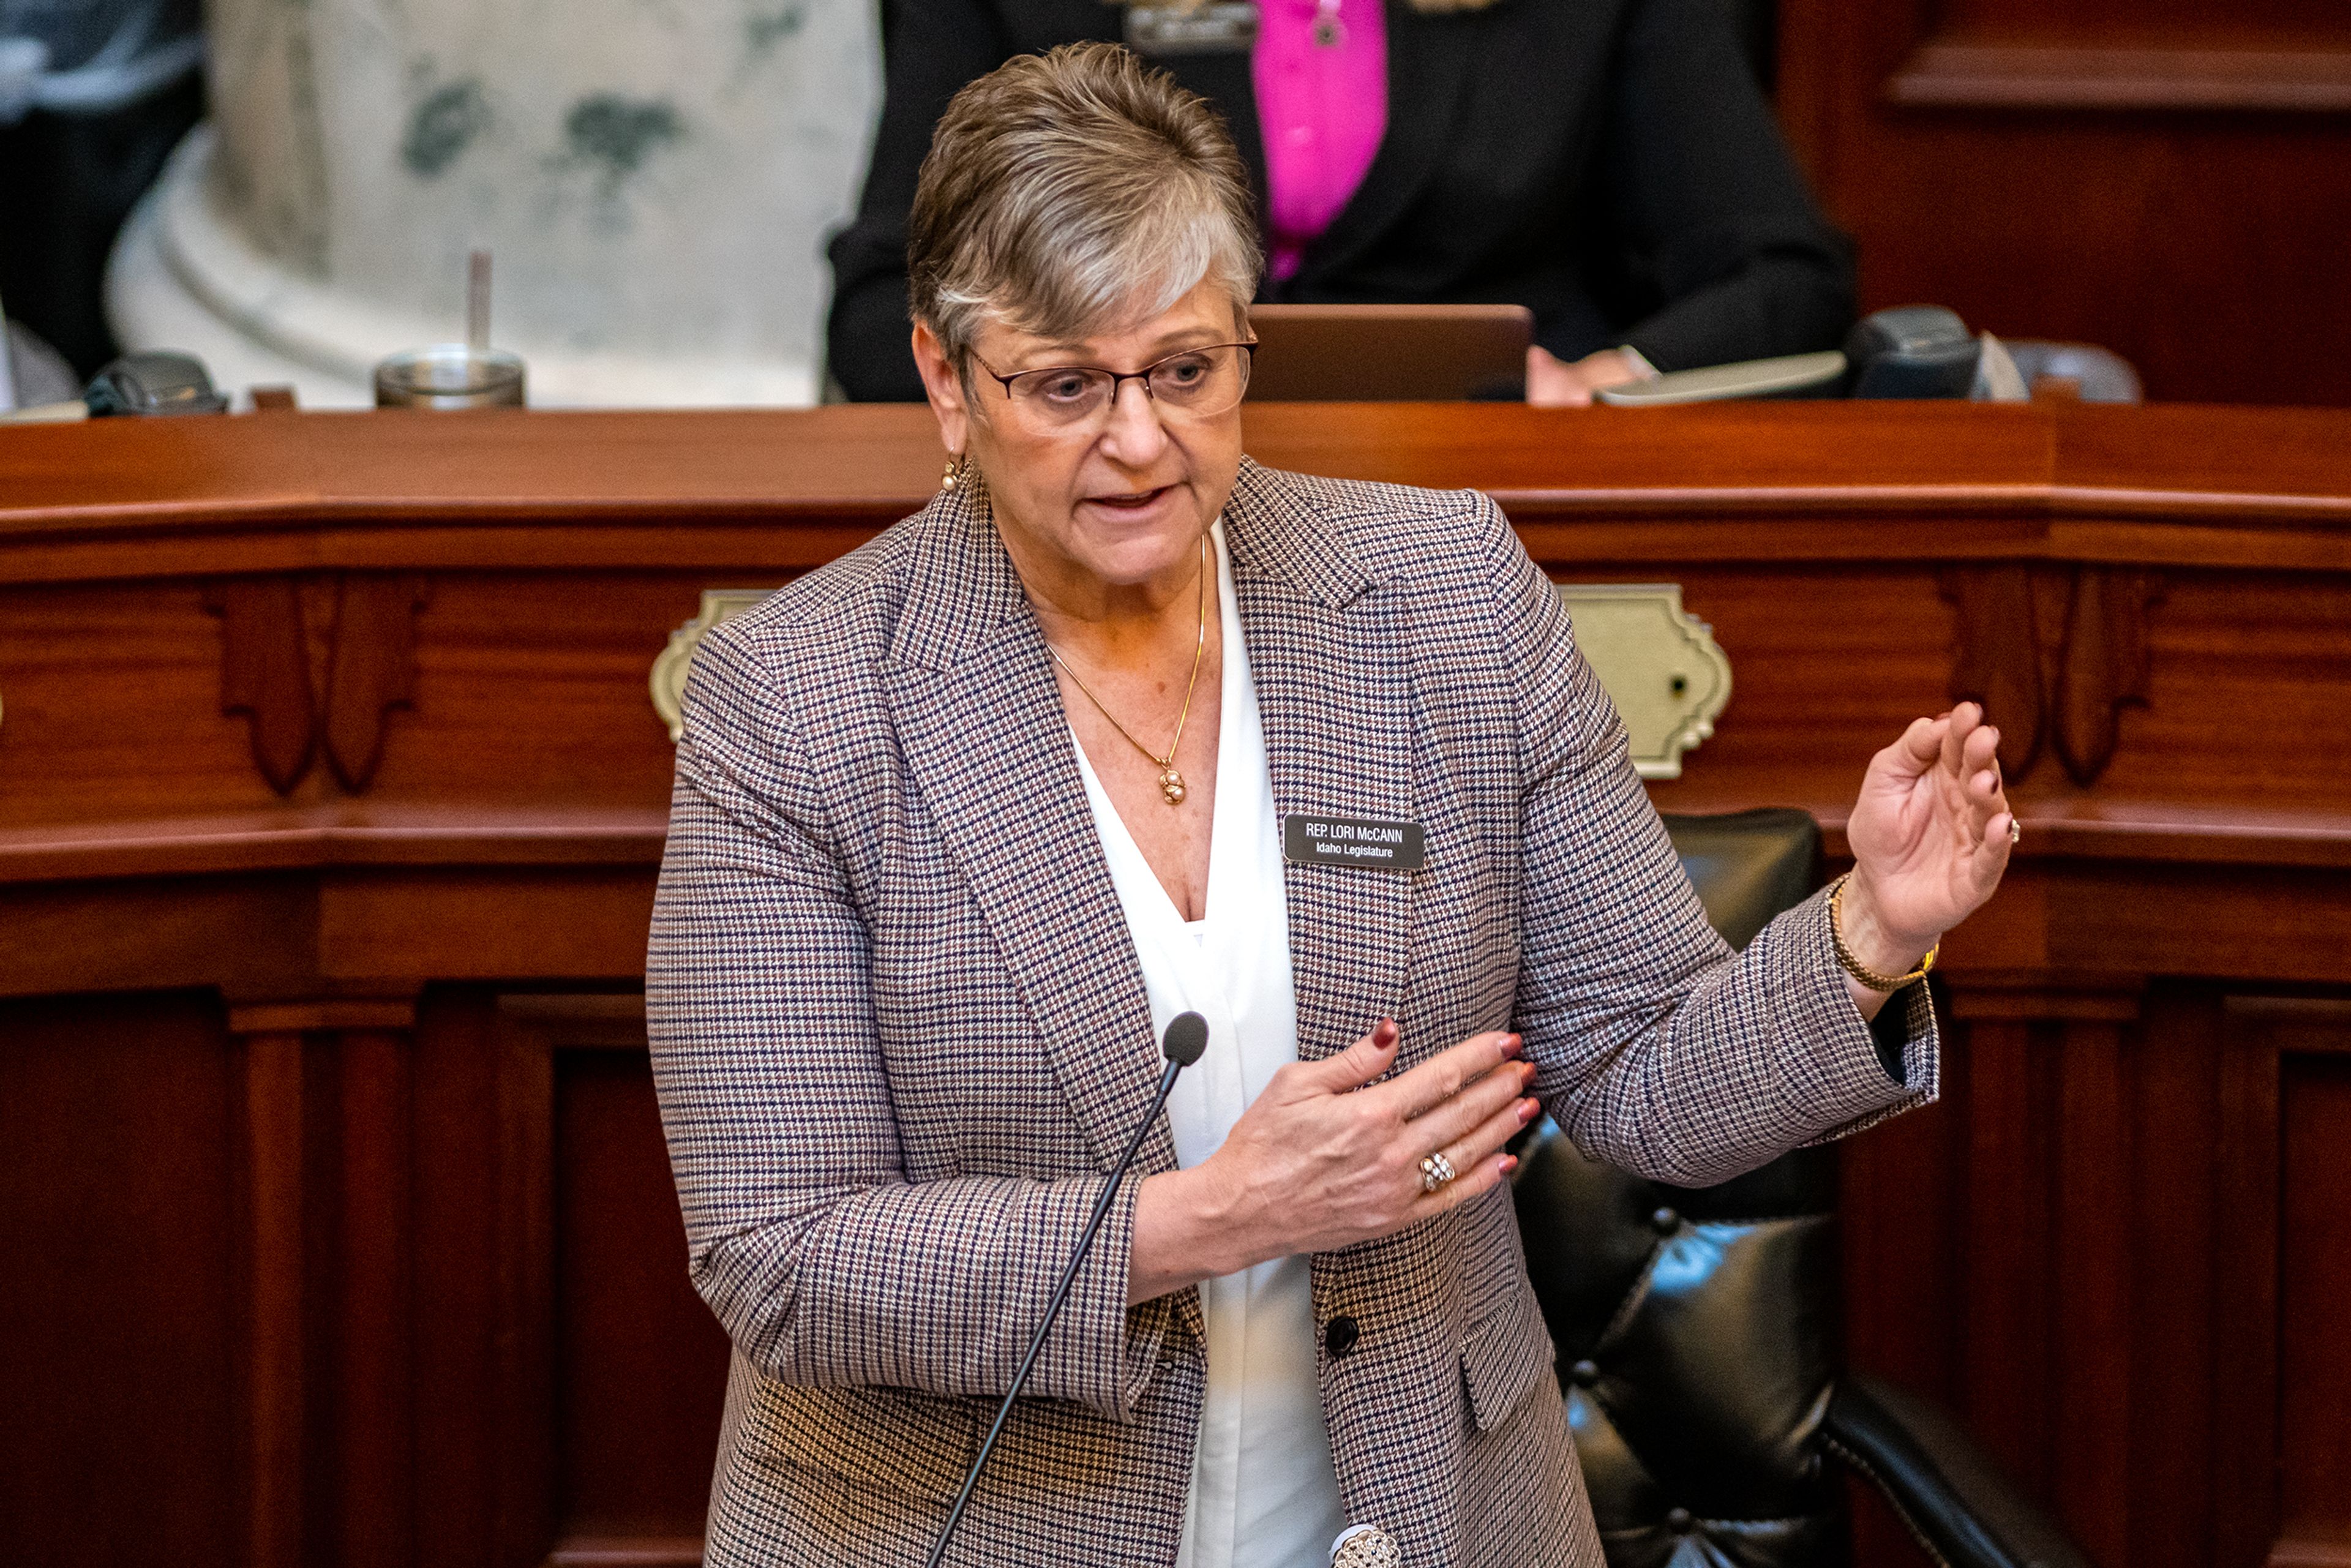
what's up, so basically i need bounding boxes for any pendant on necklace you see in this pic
[1159,766,1187,806]
[1312,0,1346,47]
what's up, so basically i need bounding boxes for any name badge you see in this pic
[1283,813,1427,872]
[1124,1,1259,55]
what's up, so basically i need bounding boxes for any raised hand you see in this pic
[1840,701,2016,979]
[1128,1021,1539,1304]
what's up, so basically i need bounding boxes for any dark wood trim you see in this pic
[2214,1002,2285,1568]
[2050,569,2160,788]
[6,406,2351,584]
[321,576,430,795]
[1944,978,2147,1024]
[1962,1018,2047,1478]
[546,1536,706,1567]
[495,995,656,1567]
[0,809,672,885]
[1888,44,2351,114]
[501,994,662,1050]
[336,1026,416,1568]
[2055,1019,2132,1564]
[2270,1542,2351,1568]
[238,1028,308,1568]
[495,1006,557,1568]
[206,578,317,796]
[230,998,421,1033]
[12,799,2351,891]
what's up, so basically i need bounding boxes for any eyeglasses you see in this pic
[971,342,1255,432]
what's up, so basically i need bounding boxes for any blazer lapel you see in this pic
[1224,462,1417,1067]
[879,465,1419,1154]
[1292,1,1482,287]
[880,488,1174,1178]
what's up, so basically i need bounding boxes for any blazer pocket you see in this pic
[1460,1286,1554,1434]
[743,1378,982,1502]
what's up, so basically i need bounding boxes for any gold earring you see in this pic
[940,454,964,492]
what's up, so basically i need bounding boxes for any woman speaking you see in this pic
[648,44,2014,1568]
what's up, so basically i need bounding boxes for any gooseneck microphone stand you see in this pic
[921,1011,1210,1568]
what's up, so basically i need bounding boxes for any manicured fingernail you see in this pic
[1518,1097,1540,1122]
[1501,1155,1519,1175]
[1502,1033,1524,1057]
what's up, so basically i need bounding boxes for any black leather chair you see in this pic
[1513,809,2090,1568]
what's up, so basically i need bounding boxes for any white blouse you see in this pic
[1068,522,1349,1568]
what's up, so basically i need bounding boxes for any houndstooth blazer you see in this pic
[647,458,1937,1568]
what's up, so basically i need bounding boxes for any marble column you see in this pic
[108,0,880,407]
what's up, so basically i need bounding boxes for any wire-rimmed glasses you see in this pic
[972,342,1255,432]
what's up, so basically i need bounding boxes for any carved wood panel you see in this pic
[1938,565,2161,787]
[206,575,430,797]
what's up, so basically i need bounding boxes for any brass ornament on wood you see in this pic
[651,589,775,742]
[1553,583,1733,779]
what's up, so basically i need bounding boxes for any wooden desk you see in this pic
[2,403,2346,1568]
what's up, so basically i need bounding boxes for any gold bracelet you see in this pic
[1827,873,1938,992]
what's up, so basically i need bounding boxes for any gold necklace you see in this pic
[1046,535,1210,806]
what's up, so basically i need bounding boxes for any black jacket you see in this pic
[826,0,1856,402]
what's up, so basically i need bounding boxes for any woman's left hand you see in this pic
[1840,702,2016,978]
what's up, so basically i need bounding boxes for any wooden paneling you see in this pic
[2129,992,2229,1568]
[2273,1015,2351,1563]
[0,580,272,827]
[1777,0,2351,406]
[408,993,506,1568]
[2,404,2348,1568]
[0,992,242,1568]
[1839,991,2351,1568]
[506,997,729,1559]
[333,1025,416,1568]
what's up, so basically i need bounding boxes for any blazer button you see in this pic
[1324,1315,1360,1358]
[1651,1206,1681,1234]
[1570,1359,1600,1387]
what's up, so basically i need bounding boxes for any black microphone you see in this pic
[922,1010,1210,1568]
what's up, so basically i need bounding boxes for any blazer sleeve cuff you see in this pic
[1019,1171,1169,1423]
[1763,885,1942,1144]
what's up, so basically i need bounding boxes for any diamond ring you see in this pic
[1418,1152,1457,1194]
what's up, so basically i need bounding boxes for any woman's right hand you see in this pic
[1128,1021,1539,1304]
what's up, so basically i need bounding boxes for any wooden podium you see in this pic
[2,401,2347,1568]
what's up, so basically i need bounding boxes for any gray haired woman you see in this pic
[649,43,2014,1568]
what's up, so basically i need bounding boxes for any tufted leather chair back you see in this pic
[1515,809,1846,1568]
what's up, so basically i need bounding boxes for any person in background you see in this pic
[827,0,1856,406]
